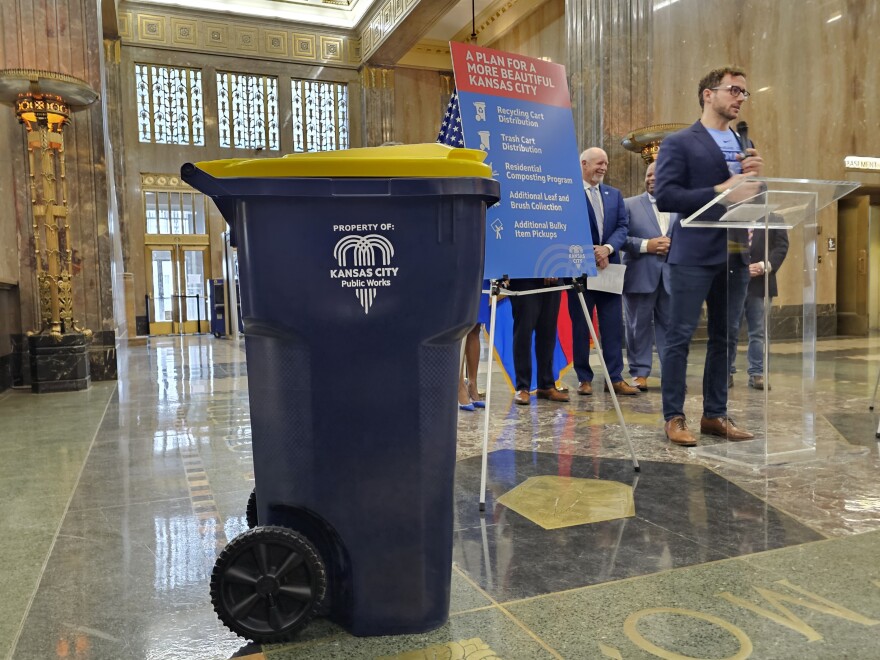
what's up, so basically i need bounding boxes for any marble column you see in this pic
[0,0,124,387]
[360,65,395,147]
[566,0,653,196]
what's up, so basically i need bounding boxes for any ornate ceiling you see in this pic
[133,0,380,28]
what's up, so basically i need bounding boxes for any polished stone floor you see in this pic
[1,333,879,659]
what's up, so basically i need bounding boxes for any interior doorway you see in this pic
[837,190,880,334]
[145,241,210,335]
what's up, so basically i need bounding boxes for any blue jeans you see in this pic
[730,295,767,377]
[661,262,749,421]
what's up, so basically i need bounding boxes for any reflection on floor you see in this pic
[1,334,879,659]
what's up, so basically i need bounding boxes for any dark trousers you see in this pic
[661,263,750,420]
[567,287,625,383]
[508,279,560,392]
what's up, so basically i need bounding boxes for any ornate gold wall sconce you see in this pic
[622,123,690,164]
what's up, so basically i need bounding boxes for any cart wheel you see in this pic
[211,526,327,643]
[245,489,258,528]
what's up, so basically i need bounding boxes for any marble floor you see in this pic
[1,333,879,659]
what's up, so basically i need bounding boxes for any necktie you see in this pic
[591,187,604,240]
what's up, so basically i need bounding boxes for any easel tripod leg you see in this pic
[575,287,640,471]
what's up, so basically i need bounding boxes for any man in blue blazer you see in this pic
[654,66,765,446]
[623,161,671,391]
[567,147,639,397]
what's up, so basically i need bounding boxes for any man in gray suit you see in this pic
[621,161,671,391]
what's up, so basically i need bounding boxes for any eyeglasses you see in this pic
[711,85,750,99]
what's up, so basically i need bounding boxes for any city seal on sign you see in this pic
[331,234,397,314]
[568,244,586,270]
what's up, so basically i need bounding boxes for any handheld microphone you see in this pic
[736,120,749,155]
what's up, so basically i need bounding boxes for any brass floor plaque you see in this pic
[497,476,635,529]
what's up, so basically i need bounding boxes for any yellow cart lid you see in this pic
[192,143,492,179]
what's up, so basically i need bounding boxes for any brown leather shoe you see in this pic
[700,415,754,441]
[611,381,640,396]
[577,381,593,396]
[633,376,648,391]
[514,390,531,405]
[536,387,570,402]
[665,416,697,446]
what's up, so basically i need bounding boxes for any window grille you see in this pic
[135,64,204,145]
[216,72,280,150]
[291,79,349,152]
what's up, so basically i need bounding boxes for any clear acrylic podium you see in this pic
[681,177,860,468]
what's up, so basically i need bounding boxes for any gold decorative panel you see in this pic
[359,0,421,61]
[138,14,166,43]
[349,39,362,63]
[202,22,229,49]
[371,17,383,46]
[497,476,635,529]
[118,13,132,39]
[171,18,197,46]
[264,30,288,56]
[293,33,316,59]
[121,8,359,68]
[320,36,343,61]
[236,27,259,52]
[362,25,372,52]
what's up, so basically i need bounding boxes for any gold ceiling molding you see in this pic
[141,173,192,190]
[396,38,451,70]
[397,0,547,70]
[451,0,546,46]
[118,8,361,67]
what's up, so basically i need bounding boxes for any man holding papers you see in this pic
[566,147,639,397]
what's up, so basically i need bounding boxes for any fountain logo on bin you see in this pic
[331,229,398,314]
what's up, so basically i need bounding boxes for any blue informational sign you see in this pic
[450,42,596,280]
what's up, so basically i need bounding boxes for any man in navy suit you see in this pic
[654,66,765,446]
[622,161,671,392]
[567,147,639,397]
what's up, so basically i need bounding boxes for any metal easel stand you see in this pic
[477,278,640,511]
[870,365,880,438]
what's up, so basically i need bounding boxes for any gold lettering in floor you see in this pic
[623,607,753,660]
[718,579,880,642]
[379,637,500,659]
[597,578,880,659]
[497,476,634,529]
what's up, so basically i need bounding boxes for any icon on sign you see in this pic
[473,102,486,122]
[491,218,504,239]
[478,131,491,151]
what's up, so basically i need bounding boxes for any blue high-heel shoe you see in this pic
[459,402,476,412]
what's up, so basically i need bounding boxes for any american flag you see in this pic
[437,91,465,147]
